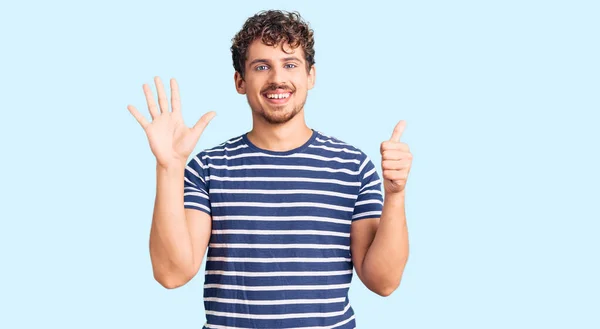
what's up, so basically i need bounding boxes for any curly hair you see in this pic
[231,10,315,79]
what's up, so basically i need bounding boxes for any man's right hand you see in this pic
[127,76,216,169]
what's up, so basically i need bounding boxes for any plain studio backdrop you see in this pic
[0,0,598,328]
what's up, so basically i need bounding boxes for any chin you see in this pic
[258,105,301,124]
[261,111,296,124]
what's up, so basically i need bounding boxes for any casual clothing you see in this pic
[183,129,383,329]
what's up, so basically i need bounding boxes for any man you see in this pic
[127,10,411,329]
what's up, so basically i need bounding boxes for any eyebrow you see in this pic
[248,56,303,66]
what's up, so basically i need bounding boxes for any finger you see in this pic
[383,170,406,181]
[143,83,159,120]
[382,160,411,170]
[381,149,412,160]
[192,111,217,137]
[171,78,181,114]
[390,120,406,142]
[155,76,168,113]
[127,105,149,128]
[380,141,410,153]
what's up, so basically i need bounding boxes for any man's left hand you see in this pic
[380,120,413,195]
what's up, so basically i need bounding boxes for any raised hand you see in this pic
[127,77,216,169]
[380,120,413,194]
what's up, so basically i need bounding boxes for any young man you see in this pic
[127,10,411,329]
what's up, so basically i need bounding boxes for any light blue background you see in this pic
[1,0,598,328]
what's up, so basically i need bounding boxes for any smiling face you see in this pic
[234,40,315,125]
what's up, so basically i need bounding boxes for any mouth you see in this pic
[262,89,293,105]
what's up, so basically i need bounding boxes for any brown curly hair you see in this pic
[231,10,315,79]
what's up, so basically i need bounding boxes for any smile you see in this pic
[262,91,292,104]
[265,93,291,99]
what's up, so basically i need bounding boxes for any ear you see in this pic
[234,71,246,94]
[307,65,316,90]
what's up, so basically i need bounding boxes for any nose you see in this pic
[267,65,287,85]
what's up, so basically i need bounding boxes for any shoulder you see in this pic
[191,133,248,160]
[312,130,370,164]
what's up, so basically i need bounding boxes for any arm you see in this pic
[351,192,409,296]
[126,76,216,289]
[351,120,412,296]
[149,163,212,289]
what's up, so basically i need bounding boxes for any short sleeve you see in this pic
[183,152,211,215]
[352,156,384,221]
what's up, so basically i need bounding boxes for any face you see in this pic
[234,40,315,124]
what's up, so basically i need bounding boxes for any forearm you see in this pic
[361,192,409,295]
[149,162,195,287]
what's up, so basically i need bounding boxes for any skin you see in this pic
[352,121,412,296]
[126,39,411,295]
[234,40,316,151]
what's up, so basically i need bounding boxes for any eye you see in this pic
[256,65,269,71]
[285,63,297,69]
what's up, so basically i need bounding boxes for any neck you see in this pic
[247,109,313,152]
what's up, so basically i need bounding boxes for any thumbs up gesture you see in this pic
[380,120,413,195]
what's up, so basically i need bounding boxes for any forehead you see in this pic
[246,39,306,63]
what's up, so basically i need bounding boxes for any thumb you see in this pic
[390,120,406,142]
[192,111,217,138]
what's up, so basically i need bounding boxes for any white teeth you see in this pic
[266,93,290,99]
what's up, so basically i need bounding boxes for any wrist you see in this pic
[157,159,187,173]
[384,190,406,203]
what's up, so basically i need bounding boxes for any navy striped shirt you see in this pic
[183,129,384,329]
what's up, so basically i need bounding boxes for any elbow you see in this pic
[364,266,406,297]
[153,269,195,289]
[362,272,401,297]
[371,280,401,297]
[156,277,186,289]
[363,259,408,297]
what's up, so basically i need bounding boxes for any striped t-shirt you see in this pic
[183,129,384,329]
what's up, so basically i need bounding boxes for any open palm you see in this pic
[127,77,216,168]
